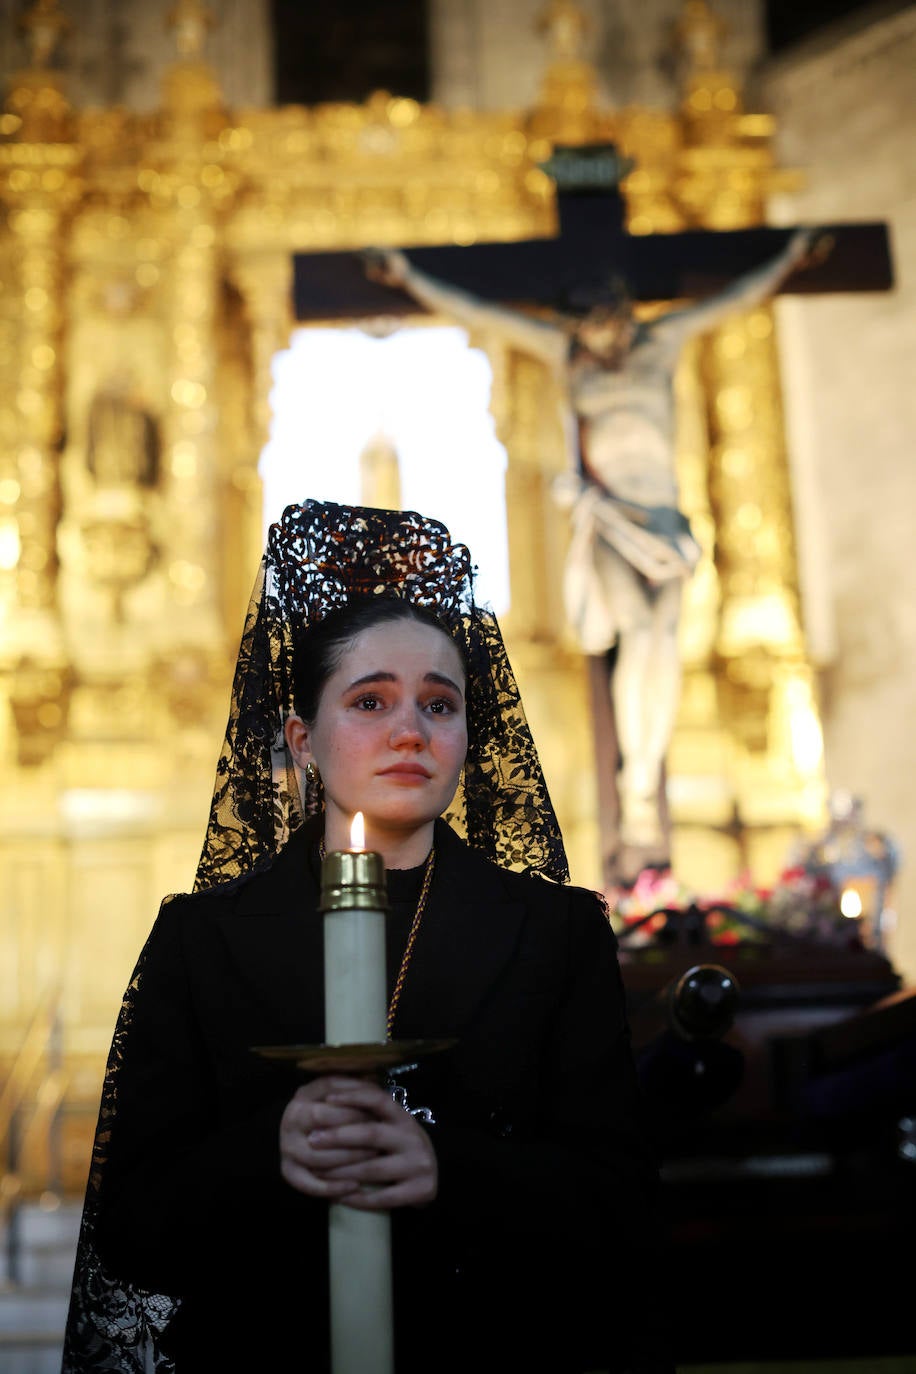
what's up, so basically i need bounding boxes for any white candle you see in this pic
[319,811,394,1374]
[323,811,388,1045]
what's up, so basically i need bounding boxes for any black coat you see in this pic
[95,818,672,1373]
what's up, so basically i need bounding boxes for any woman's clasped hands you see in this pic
[280,1075,438,1210]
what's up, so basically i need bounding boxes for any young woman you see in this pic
[63,500,673,1374]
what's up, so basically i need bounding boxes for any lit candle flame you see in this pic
[840,887,863,919]
[350,811,366,850]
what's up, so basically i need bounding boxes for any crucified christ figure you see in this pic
[366,227,821,877]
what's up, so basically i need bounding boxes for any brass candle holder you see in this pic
[319,847,389,914]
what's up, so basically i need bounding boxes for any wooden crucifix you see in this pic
[292,144,892,315]
[291,143,894,889]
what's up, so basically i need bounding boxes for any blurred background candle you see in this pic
[319,810,394,1374]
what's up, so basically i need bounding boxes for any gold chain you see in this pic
[386,847,435,1039]
[318,838,436,1040]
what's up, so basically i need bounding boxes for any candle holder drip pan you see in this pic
[252,1037,457,1075]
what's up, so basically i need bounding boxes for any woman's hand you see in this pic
[280,1075,438,1210]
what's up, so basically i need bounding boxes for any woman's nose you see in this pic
[389,705,427,746]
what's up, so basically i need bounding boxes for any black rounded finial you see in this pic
[668,963,740,1040]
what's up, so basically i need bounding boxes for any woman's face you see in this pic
[287,619,468,853]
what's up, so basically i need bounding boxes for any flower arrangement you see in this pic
[609,794,898,954]
[610,863,862,949]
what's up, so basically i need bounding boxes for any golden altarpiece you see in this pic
[0,0,827,1196]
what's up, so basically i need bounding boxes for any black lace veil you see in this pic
[197,500,567,886]
[63,499,568,1371]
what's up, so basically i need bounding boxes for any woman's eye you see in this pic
[426,698,455,715]
[354,694,383,711]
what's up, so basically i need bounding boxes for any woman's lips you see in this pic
[379,763,431,779]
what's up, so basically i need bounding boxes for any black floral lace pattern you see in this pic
[63,935,179,1372]
[197,501,568,888]
[63,500,568,1371]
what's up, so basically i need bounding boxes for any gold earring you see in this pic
[305,761,320,783]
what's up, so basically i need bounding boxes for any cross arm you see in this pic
[292,223,894,323]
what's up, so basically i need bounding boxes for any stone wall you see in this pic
[760,3,916,982]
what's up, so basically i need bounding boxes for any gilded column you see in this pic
[491,334,600,885]
[674,0,826,854]
[489,341,568,646]
[227,249,294,608]
[148,26,234,659]
[702,308,825,830]
[0,8,79,763]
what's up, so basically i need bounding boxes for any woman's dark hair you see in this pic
[291,595,467,722]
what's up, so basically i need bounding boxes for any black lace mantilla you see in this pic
[63,499,568,1372]
[198,500,568,888]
